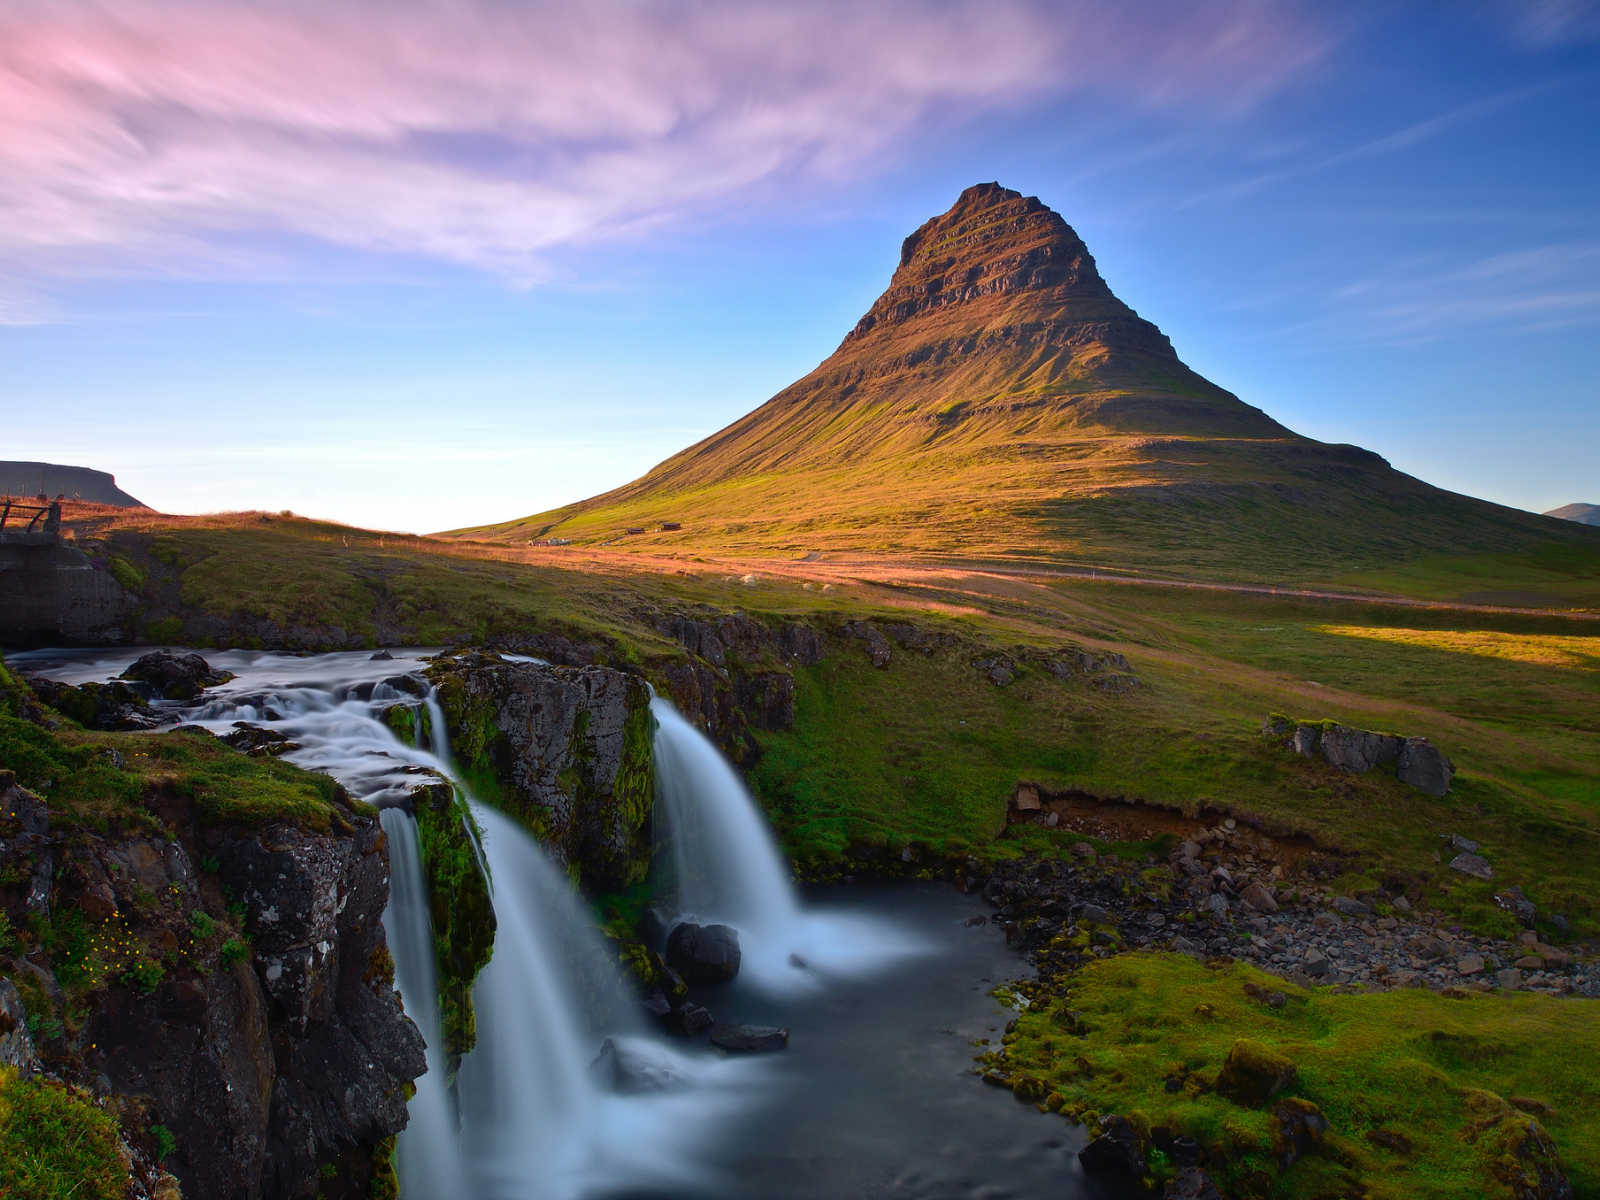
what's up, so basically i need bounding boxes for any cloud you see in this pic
[0,0,1329,279]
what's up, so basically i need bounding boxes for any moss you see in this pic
[1000,952,1599,1199]
[379,704,418,748]
[0,1067,128,1200]
[411,781,494,1073]
[368,1134,399,1200]
[107,555,144,595]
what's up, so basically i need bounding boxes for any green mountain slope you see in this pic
[453,183,1600,584]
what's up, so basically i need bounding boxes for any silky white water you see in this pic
[651,697,926,991]
[13,648,762,1200]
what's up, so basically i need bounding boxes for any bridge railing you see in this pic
[0,499,61,543]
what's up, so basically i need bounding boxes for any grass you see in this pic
[0,713,346,833]
[0,1067,127,1200]
[999,953,1600,1199]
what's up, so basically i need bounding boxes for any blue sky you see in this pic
[2,1,1596,533]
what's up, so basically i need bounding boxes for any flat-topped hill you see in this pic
[451,184,1599,583]
[0,461,144,508]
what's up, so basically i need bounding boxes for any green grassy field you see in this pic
[1001,953,1599,1200]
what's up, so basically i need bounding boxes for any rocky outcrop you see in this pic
[429,653,655,890]
[121,650,235,700]
[1,761,425,1200]
[1265,715,1454,796]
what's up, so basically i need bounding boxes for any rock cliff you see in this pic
[0,680,426,1200]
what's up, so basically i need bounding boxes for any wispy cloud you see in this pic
[0,0,1330,280]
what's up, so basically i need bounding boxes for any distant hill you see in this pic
[0,461,145,508]
[1546,503,1600,527]
[452,183,1600,583]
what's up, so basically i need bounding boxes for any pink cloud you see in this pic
[0,0,1331,277]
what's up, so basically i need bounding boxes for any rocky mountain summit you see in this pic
[460,183,1599,580]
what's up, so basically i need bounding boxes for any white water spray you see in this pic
[651,697,925,991]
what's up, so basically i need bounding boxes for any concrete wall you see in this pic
[0,543,138,645]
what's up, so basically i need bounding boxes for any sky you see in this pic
[2,0,1597,533]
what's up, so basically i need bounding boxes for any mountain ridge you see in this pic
[451,184,1600,584]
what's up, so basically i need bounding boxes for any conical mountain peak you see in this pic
[846,182,1114,343]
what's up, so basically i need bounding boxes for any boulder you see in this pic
[589,1036,683,1093]
[1331,896,1371,918]
[1292,724,1321,756]
[1498,968,1523,991]
[1240,881,1279,914]
[1450,852,1495,881]
[1320,725,1402,773]
[1300,949,1331,977]
[1272,1097,1329,1169]
[1202,893,1230,919]
[1457,954,1485,975]
[1077,1114,1147,1177]
[709,1023,789,1052]
[1485,1113,1575,1200]
[1496,885,1538,925]
[1397,737,1454,796]
[665,922,742,982]
[1164,1167,1223,1200]
[120,650,235,700]
[1216,1040,1297,1106]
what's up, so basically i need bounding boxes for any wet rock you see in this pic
[1320,725,1402,773]
[590,1036,682,1093]
[1164,1167,1224,1200]
[120,650,235,700]
[430,657,654,890]
[0,976,39,1072]
[1397,737,1454,796]
[1272,1097,1329,1169]
[1216,1040,1297,1106]
[1450,852,1495,881]
[369,649,394,660]
[710,1023,789,1052]
[659,1002,715,1038]
[666,922,742,982]
[1077,1114,1146,1177]
[219,722,300,757]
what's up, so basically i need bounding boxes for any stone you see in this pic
[1457,954,1485,975]
[1301,950,1330,978]
[1331,896,1371,918]
[846,621,893,668]
[1079,903,1111,925]
[1515,956,1544,970]
[589,1036,682,1093]
[120,650,235,700]
[1450,833,1481,853]
[1320,725,1402,773]
[1216,1040,1297,1106]
[1240,881,1279,914]
[1292,725,1321,756]
[1485,1113,1575,1200]
[1164,1167,1223,1200]
[1077,1114,1146,1177]
[1498,968,1524,991]
[369,649,394,660]
[1406,935,1448,959]
[1397,737,1454,795]
[1071,842,1097,861]
[1202,893,1230,919]
[1495,885,1537,924]
[1272,1097,1329,1169]
[1394,894,1412,912]
[0,977,39,1072]
[659,1002,715,1038]
[1450,853,1495,881]
[666,922,742,982]
[709,1023,789,1052]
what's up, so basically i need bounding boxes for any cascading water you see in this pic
[13,648,760,1200]
[651,697,925,990]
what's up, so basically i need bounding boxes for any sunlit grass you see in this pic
[1316,625,1600,670]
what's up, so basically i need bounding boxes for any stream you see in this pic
[11,647,1118,1200]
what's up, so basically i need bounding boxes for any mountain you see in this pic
[1545,503,1600,527]
[0,461,145,508]
[452,184,1599,582]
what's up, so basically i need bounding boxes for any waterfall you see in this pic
[651,697,926,991]
[25,648,759,1200]
[379,809,464,1200]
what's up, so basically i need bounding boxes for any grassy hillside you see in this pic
[446,184,1600,583]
